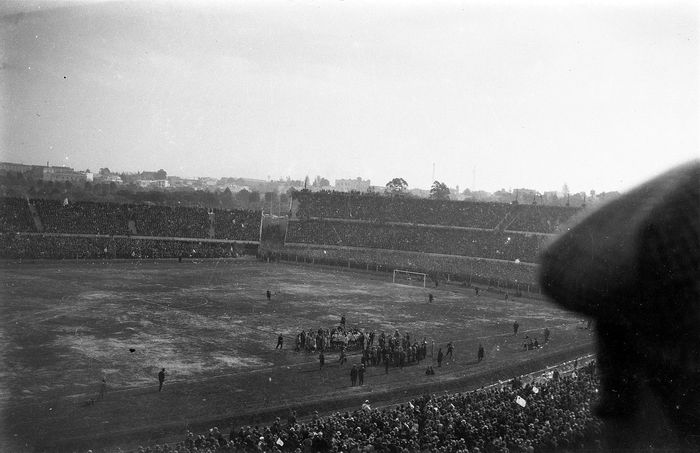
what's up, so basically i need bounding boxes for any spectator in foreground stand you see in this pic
[540,160,700,452]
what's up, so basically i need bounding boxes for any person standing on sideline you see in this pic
[350,365,358,386]
[513,321,520,335]
[99,376,107,400]
[158,368,166,392]
[276,334,284,349]
[319,351,325,369]
[446,342,454,361]
[266,290,271,301]
[544,327,550,343]
[358,364,365,385]
[437,348,443,367]
[428,293,434,303]
[477,344,485,362]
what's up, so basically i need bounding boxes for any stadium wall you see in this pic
[0,232,259,260]
[261,243,542,294]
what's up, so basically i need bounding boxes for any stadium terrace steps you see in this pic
[292,190,580,234]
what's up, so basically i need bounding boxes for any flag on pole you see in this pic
[516,396,526,407]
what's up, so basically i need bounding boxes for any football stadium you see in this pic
[4,2,697,451]
[1,194,599,452]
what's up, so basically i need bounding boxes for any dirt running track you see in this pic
[0,258,594,452]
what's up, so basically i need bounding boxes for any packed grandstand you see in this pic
[141,361,601,453]
[0,197,262,259]
[1,193,581,292]
[281,191,581,294]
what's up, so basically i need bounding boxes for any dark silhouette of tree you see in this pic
[236,189,250,204]
[385,177,408,195]
[429,181,450,200]
[221,187,234,208]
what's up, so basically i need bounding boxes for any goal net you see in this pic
[392,269,427,288]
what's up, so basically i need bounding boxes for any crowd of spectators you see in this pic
[296,326,365,353]
[505,205,579,235]
[294,323,430,374]
[213,208,262,241]
[0,197,262,241]
[126,204,211,238]
[293,191,579,234]
[0,234,245,260]
[0,197,35,232]
[275,244,540,289]
[135,361,600,452]
[30,198,131,235]
[286,220,546,263]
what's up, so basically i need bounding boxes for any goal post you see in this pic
[393,269,427,288]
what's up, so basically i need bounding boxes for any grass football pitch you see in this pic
[0,257,594,452]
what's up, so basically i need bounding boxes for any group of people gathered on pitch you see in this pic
[291,318,435,373]
[294,325,364,353]
[513,321,551,352]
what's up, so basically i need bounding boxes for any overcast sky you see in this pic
[1,0,698,193]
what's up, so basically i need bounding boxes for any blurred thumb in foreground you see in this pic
[540,160,700,452]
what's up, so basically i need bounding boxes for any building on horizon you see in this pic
[136,179,169,189]
[94,174,124,184]
[42,166,86,184]
[334,177,371,192]
[0,162,37,174]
